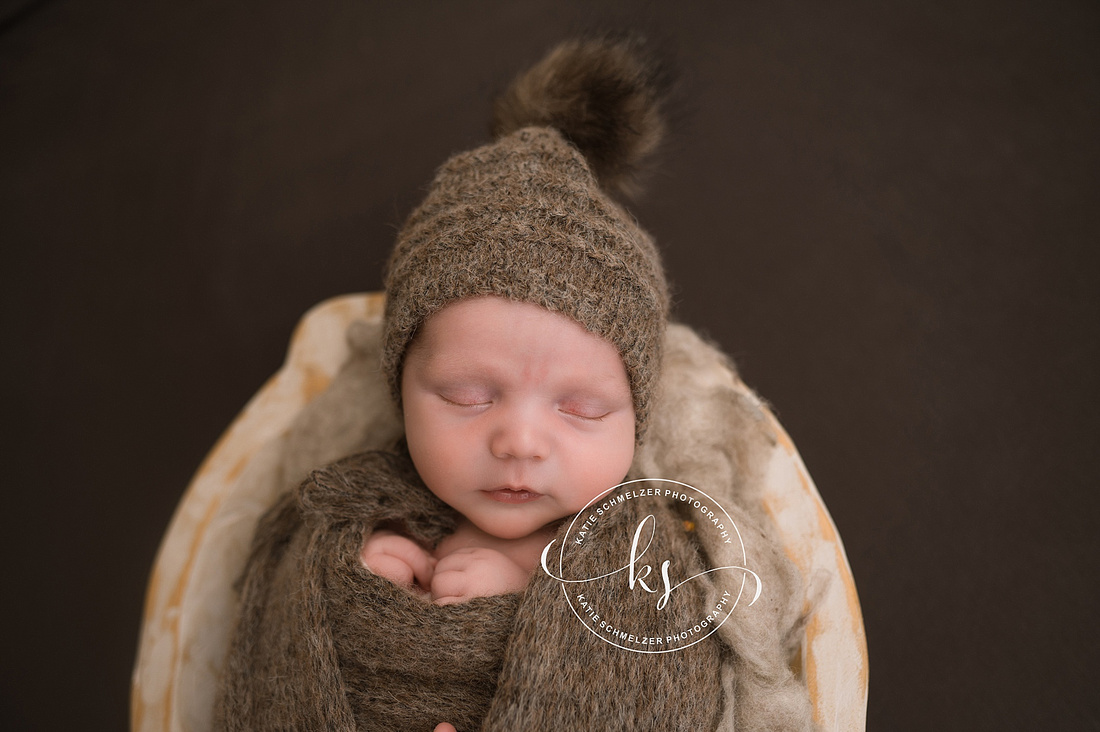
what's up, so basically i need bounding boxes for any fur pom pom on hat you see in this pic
[491,36,669,199]
[382,37,671,434]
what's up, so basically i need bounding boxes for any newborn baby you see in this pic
[216,37,813,732]
[360,295,638,605]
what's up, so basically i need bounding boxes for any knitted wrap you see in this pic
[214,449,724,731]
[213,320,818,731]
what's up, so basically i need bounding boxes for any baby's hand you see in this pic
[360,530,436,591]
[430,547,529,606]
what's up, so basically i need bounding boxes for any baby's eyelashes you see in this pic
[438,389,493,407]
[559,408,608,421]
[434,388,621,421]
[557,399,613,421]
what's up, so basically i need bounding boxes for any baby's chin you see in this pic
[474,514,568,542]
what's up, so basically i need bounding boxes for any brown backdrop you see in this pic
[2,0,1098,729]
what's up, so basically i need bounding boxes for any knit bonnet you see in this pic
[382,38,671,434]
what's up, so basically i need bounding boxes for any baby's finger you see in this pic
[430,568,471,604]
[407,545,436,588]
[433,548,483,574]
[361,553,414,587]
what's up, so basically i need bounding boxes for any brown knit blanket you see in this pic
[215,450,726,731]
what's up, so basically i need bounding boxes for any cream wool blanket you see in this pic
[214,320,816,731]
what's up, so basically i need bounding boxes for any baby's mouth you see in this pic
[484,486,543,504]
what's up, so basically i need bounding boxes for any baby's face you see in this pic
[401,296,636,541]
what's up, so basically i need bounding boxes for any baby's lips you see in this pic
[484,486,543,503]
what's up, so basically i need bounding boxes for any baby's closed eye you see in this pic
[558,398,612,420]
[438,387,493,407]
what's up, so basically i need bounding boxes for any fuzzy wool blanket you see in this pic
[214,320,817,731]
[216,449,728,731]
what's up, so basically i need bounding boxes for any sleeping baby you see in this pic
[216,36,816,732]
[360,295,639,608]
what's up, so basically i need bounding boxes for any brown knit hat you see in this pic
[382,37,671,434]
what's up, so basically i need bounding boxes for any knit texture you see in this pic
[215,319,818,731]
[214,35,817,730]
[215,449,726,731]
[382,38,670,434]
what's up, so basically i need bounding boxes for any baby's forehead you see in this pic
[404,297,630,387]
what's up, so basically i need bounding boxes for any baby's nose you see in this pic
[489,407,548,461]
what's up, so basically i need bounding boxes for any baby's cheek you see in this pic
[575,442,633,502]
[407,431,455,495]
